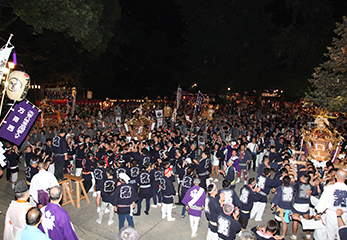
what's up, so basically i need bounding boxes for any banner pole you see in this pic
[0,101,14,127]
[0,74,10,117]
[4,34,13,49]
[191,109,196,132]
[190,91,198,132]
[0,34,14,118]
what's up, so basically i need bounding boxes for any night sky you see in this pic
[1,0,347,100]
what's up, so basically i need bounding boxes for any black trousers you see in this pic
[248,155,256,172]
[275,219,282,235]
[82,180,92,194]
[199,175,207,191]
[238,215,249,229]
[6,167,11,181]
[54,161,64,180]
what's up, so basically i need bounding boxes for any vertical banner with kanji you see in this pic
[195,91,204,113]
[176,87,182,109]
[173,87,183,123]
[0,35,14,81]
[0,101,39,145]
[71,88,77,115]
[66,91,72,114]
[155,109,164,128]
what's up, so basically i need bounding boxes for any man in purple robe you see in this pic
[182,177,206,238]
[39,186,78,240]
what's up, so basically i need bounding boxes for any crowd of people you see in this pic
[2,98,347,240]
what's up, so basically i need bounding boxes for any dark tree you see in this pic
[1,0,122,53]
[308,16,347,112]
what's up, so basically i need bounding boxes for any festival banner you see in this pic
[71,87,77,115]
[195,91,204,113]
[172,87,183,123]
[155,109,164,128]
[0,100,39,145]
[0,35,14,81]
[67,91,72,106]
[66,91,72,114]
[176,87,183,109]
[0,141,6,167]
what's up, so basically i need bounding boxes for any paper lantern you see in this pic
[87,91,93,99]
[6,71,30,101]
[164,106,172,117]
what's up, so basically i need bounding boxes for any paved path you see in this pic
[0,166,308,240]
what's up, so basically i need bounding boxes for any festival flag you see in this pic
[155,109,164,128]
[176,87,183,109]
[173,87,182,123]
[0,35,14,81]
[71,87,77,115]
[66,91,72,114]
[67,91,72,106]
[0,100,40,145]
[195,91,204,113]
[0,141,6,167]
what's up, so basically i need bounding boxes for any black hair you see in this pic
[142,163,150,171]
[207,184,215,193]
[283,176,291,185]
[130,159,138,167]
[106,167,115,176]
[280,168,288,175]
[152,161,160,169]
[186,166,194,176]
[266,220,278,234]
[326,161,334,168]
[302,173,311,183]
[141,148,149,155]
[263,168,271,176]
[34,148,41,155]
[248,177,256,185]
[222,178,231,188]
[97,158,105,166]
[328,168,338,174]
[283,163,290,168]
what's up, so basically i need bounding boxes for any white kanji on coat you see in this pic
[141,173,150,184]
[240,188,249,204]
[120,186,132,199]
[217,215,230,237]
[44,210,55,230]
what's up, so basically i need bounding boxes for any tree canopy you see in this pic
[308,16,347,112]
[7,0,122,53]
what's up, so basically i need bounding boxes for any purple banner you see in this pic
[0,100,39,146]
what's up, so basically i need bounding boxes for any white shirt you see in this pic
[315,182,347,213]
[29,170,59,203]
[247,142,258,153]
[4,200,32,240]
